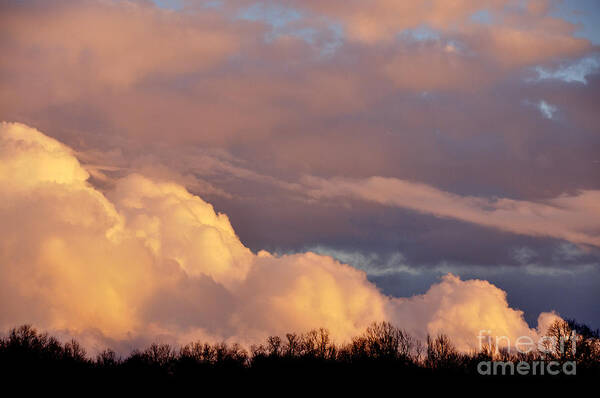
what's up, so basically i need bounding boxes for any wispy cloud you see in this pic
[303,175,600,247]
[534,56,600,84]
[538,100,557,119]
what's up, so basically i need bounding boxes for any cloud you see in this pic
[302,175,600,247]
[0,122,561,354]
[1,1,598,214]
[533,56,600,84]
[305,246,417,276]
[0,0,243,88]
[1,3,598,335]
[388,274,557,352]
[0,0,593,142]
[538,100,557,119]
[244,0,591,70]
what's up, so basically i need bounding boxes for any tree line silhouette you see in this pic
[1,320,598,388]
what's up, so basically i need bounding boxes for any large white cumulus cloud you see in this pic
[0,122,559,353]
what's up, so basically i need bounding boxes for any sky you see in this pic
[0,0,599,353]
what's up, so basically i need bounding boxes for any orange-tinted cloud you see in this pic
[1,0,243,88]
[0,0,593,149]
[1,0,598,340]
[0,122,562,353]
